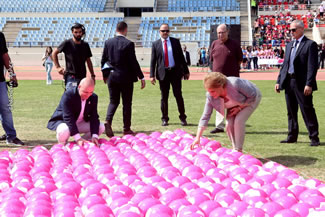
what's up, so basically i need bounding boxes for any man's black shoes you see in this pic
[310,141,320,146]
[104,123,114,138]
[210,128,224,134]
[162,120,168,126]
[181,120,188,126]
[123,129,135,136]
[0,134,6,141]
[6,137,24,146]
[280,138,297,143]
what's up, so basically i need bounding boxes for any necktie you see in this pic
[288,40,298,74]
[164,40,169,67]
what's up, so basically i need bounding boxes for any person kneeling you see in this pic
[47,78,104,146]
[191,72,261,152]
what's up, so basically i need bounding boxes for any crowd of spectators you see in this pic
[241,45,284,70]
[258,0,313,11]
[254,10,318,47]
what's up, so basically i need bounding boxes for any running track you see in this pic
[13,66,325,81]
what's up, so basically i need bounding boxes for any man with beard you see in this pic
[53,23,95,90]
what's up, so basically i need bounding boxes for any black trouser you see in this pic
[106,81,134,131]
[285,77,319,142]
[253,57,258,70]
[159,69,186,122]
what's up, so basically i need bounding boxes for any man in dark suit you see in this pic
[101,21,145,137]
[150,23,190,126]
[182,44,191,66]
[47,78,104,146]
[275,20,320,147]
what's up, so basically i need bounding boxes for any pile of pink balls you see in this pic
[0,129,324,217]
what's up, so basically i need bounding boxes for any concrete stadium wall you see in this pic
[117,0,154,8]
[142,11,240,17]
[8,43,200,67]
[0,12,124,18]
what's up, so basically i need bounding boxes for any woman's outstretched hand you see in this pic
[190,137,201,150]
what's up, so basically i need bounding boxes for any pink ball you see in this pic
[260,183,277,196]
[299,189,324,201]
[160,187,186,205]
[288,185,307,198]
[171,176,191,187]
[81,195,106,210]
[290,203,312,217]
[241,208,266,217]
[229,201,249,216]
[272,178,292,189]
[138,198,161,214]
[199,200,221,216]
[131,192,153,205]
[205,141,221,152]
[261,202,284,216]
[206,183,225,198]
[180,182,199,194]
[209,207,236,217]
[274,209,300,217]
[301,195,325,208]
[177,205,205,216]
[151,181,173,193]
[274,196,297,209]
[109,197,129,210]
[137,185,160,199]
[169,199,191,214]
[110,185,133,198]
[270,189,295,201]
[215,189,240,200]
[146,204,174,217]
[187,194,210,206]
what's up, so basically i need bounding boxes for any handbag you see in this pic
[101,61,114,78]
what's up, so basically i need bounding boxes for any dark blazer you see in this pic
[47,87,100,136]
[184,51,191,66]
[277,36,318,91]
[150,37,190,80]
[101,35,144,83]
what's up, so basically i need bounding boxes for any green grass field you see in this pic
[2,80,325,181]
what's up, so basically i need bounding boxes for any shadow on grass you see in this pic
[246,131,308,135]
[259,155,318,167]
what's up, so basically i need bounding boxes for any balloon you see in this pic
[241,208,266,217]
[138,198,161,214]
[169,199,191,215]
[274,209,300,217]
[177,205,205,216]
[229,201,249,216]
[209,207,236,217]
[146,204,174,217]
[160,187,186,205]
[290,203,312,217]
[261,202,284,217]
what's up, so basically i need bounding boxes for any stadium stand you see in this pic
[139,15,240,47]
[167,0,240,12]
[1,16,123,47]
[0,0,107,12]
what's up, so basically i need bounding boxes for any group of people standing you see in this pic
[0,19,320,151]
[45,21,190,146]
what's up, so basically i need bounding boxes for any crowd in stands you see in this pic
[241,45,284,70]
[254,10,318,47]
[257,0,313,10]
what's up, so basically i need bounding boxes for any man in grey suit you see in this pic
[101,21,145,137]
[275,20,320,146]
[150,23,190,126]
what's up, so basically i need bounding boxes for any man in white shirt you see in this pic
[47,78,104,146]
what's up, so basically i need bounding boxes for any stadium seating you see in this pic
[1,17,123,47]
[167,0,240,12]
[139,16,240,47]
[0,0,106,12]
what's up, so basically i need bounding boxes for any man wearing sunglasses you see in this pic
[275,19,320,147]
[150,23,190,127]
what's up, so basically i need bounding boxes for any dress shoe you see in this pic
[280,138,297,143]
[123,129,135,135]
[310,141,320,146]
[162,120,168,126]
[6,137,24,146]
[104,123,114,138]
[181,120,188,126]
[210,128,224,134]
[0,134,6,141]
